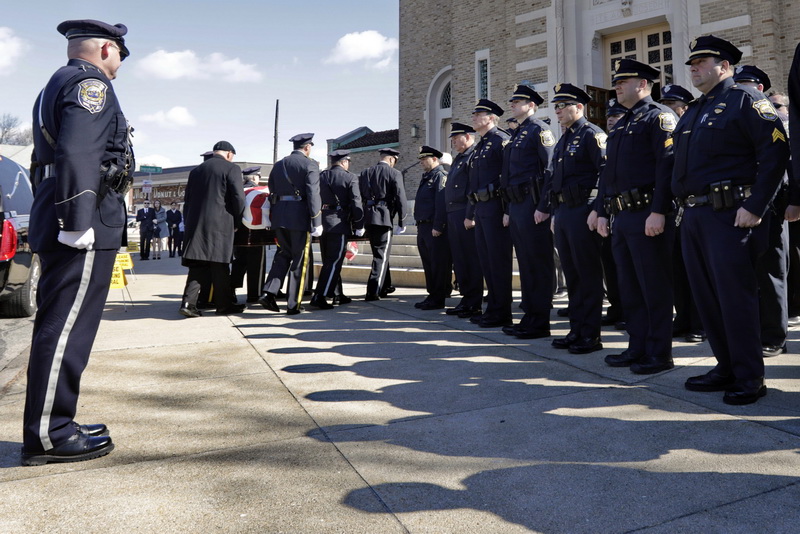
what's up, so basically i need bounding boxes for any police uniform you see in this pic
[499,86,555,338]
[165,203,183,257]
[547,84,607,353]
[733,65,790,356]
[598,59,677,374]
[467,99,513,327]
[261,133,321,314]
[231,167,266,302]
[23,19,134,465]
[414,146,452,309]
[359,148,408,300]
[673,36,789,404]
[136,203,156,259]
[311,150,364,308]
[445,123,484,317]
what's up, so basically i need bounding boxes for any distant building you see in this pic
[327,127,400,175]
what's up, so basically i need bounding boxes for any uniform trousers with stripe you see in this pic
[366,224,392,297]
[264,228,310,311]
[315,232,347,298]
[23,247,117,453]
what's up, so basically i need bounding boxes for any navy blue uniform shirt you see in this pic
[319,164,363,234]
[414,165,448,232]
[548,116,607,195]
[445,143,476,212]
[502,116,555,212]
[467,126,510,219]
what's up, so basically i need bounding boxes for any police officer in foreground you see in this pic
[23,19,134,465]
[310,149,364,309]
[674,36,789,404]
[467,99,513,328]
[414,146,452,310]
[359,148,408,301]
[259,133,322,315]
[733,65,790,358]
[547,84,607,353]
[445,123,484,318]
[595,58,677,374]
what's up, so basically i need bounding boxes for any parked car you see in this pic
[0,155,39,317]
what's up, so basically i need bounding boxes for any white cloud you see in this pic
[140,106,197,129]
[324,30,398,69]
[135,50,263,82]
[0,27,26,73]
[137,154,174,170]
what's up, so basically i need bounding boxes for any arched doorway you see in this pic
[425,66,453,154]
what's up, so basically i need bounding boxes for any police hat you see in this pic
[379,148,400,157]
[329,149,351,162]
[659,84,695,104]
[551,83,591,104]
[242,166,261,175]
[57,19,130,60]
[686,35,743,65]
[213,141,236,154]
[290,133,314,148]
[418,145,443,159]
[509,84,544,106]
[734,65,772,92]
[200,150,213,158]
[449,122,475,136]
[606,98,627,117]
[611,58,661,84]
[473,98,505,117]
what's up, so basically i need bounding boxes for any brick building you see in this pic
[399,0,800,191]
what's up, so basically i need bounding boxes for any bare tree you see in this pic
[0,114,21,144]
[8,127,33,146]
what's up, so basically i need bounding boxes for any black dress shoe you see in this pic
[470,314,484,324]
[762,344,787,358]
[685,331,706,343]
[286,307,303,316]
[276,290,287,300]
[515,329,550,339]
[458,307,482,318]
[382,285,396,295]
[630,355,674,374]
[556,307,570,317]
[333,295,352,305]
[365,294,381,302]
[445,305,466,316]
[568,337,603,354]
[258,293,280,312]
[723,378,767,405]
[414,299,430,309]
[179,305,202,318]
[615,321,627,331]
[309,295,334,310]
[604,350,641,367]
[481,317,514,328]
[246,297,260,304]
[685,368,736,392]
[501,325,518,336]
[76,423,109,437]
[552,332,579,349]
[21,433,114,466]
[601,315,623,326]
[419,301,445,310]
[216,304,246,315]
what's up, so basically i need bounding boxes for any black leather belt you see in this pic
[604,187,653,215]
[677,184,752,209]
[416,219,432,224]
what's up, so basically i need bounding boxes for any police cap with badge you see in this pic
[659,84,695,104]
[449,122,476,137]
[685,35,743,65]
[509,84,544,106]
[611,58,661,84]
[329,149,351,163]
[551,83,591,104]
[379,148,400,157]
[473,98,505,116]
[734,65,772,92]
[242,166,261,176]
[290,133,314,149]
[57,19,130,60]
[418,146,444,159]
[606,98,627,117]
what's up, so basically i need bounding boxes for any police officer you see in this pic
[467,99,513,328]
[499,85,555,338]
[445,123,484,318]
[23,19,133,465]
[733,65,790,357]
[547,84,607,353]
[136,200,156,260]
[659,84,694,117]
[359,148,408,300]
[259,133,322,315]
[310,149,364,309]
[414,146,452,309]
[596,58,677,374]
[674,35,789,404]
[231,166,266,303]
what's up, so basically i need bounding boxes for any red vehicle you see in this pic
[0,155,39,317]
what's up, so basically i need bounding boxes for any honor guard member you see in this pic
[734,65,790,357]
[231,166,266,303]
[673,36,789,404]
[445,123,484,318]
[136,200,156,260]
[596,58,678,374]
[359,148,408,300]
[310,149,364,309]
[259,133,321,314]
[413,145,452,310]
[500,85,556,339]
[659,84,695,117]
[23,19,134,465]
[547,84,607,353]
[467,98,513,328]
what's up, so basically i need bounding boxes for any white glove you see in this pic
[311,225,323,237]
[58,228,95,250]
[394,226,406,235]
[355,228,366,237]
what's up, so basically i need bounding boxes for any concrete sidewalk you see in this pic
[1,257,800,533]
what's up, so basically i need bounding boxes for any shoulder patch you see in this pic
[540,129,556,147]
[594,132,607,150]
[77,79,107,114]
[502,139,510,147]
[753,99,778,121]
[658,112,677,132]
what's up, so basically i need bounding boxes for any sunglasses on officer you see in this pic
[554,102,579,110]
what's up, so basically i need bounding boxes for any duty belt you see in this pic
[469,186,497,203]
[676,183,752,209]
[278,195,304,202]
[552,186,597,208]
[604,187,653,215]
[322,203,341,210]
[366,199,387,207]
[416,219,432,225]
[43,164,56,179]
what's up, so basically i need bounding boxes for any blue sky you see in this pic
[0,0,399,167]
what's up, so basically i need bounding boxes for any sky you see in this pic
[0,0,400,168]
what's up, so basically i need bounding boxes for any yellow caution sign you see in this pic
[110,263,128,289]
[116,252,134,269]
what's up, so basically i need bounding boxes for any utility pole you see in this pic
[273,99,279,163]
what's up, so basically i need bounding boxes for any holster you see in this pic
[710,180,734,211]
